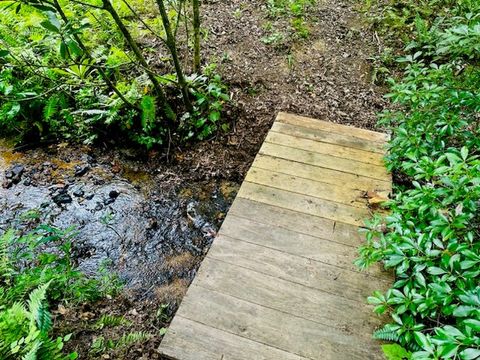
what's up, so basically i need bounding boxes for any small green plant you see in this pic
[0,282,77,359]
[263,0,316,43]
[93,314,132,330]
[90,331,151,355]
[182,73,230,141]
[0,226,120,305]
[233,8,242,19]
[261,32,285,46]
[382,344,412,360]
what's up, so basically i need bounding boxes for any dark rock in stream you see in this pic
[109,190,120,199]
[104,198,115,205]
[73,189,85,197]
[74,164,90,177]
[52,192,73,205]
[3,164,25,188]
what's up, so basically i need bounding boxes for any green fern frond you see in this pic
[21,340,42,360]
[94,314,132,330]
[0,229,15,278]
[27,282,52,333]
[140,95,156,130]
[373,325,400,342]
[115,331,151,348]
[43,96,59,121]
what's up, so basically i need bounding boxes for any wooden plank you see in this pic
[160,113,393,360]
[265,132,385,166]
[176,285,385,360]
[195,257,384,336]
[259,142,390,181]
[228,197,364,246]
[160,316,309,360]
[276,112,389,143]
[253,154,391,193]
[246,167,367,208]
[207,235,390,304]
[271,121,386,154]
[238,181,372,227]
[219,214,385,277]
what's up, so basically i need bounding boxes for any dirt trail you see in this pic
[190,0,386,179]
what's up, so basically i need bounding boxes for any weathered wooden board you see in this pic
[160,316,310,360]
[276,112,389,143]
[175,286,385,360]
[219,214,385,276]
[270,122,386,153]
[238,182,371,227]
[195,256,385,334]
[246,167,367,208]
[259,142,390,180]
[265,132,385,166]
[207,235,391,303]
[252,154,391,192]
[228,197,364,245]
[159,112,393,360]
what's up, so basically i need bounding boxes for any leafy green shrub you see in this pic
[0,0,230,148]
[359,1,480,359]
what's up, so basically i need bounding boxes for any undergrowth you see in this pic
[358,1,480,359]
[0,224,121,359]
[0,0,229,148]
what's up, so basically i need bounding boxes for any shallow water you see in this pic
[0,140,238,298]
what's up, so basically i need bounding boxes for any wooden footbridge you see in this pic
[159,112,393,359]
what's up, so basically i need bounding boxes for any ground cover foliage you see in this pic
[0,224,121,359]
[0,0,229,148]
[358,1,480,359]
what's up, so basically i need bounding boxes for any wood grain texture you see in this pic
[276,112,389,143]
[271,122,386,153]
[176,285,385,360]
[245,166,367,208]
[238,181,371,227]
[252,154,391,193]
[158,112,392,360]
[265,132,385,166]
[259,141,390,181]
[160,316,309,360]
[207,235,391,303]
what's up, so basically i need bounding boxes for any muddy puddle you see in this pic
[0,140,239,299]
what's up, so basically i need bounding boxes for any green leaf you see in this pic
[382,344,411,360]
[59,42,68,59]
[460,348,480,360]
[427,267,447,275]
[40,13,61,33]
[414,332,433,353]
[453,306,476,317]
[208,110,221,122]
[67,39,82,57]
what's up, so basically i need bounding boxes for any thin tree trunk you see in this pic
[155,0,194,114]
[52,0,137,111]
[102,0,175,122]
[192,0,201,73]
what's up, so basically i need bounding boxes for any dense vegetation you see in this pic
[0,0,229,148]
[0,224,121,359]
[358,0,480,359]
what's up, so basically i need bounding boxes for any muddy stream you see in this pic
[0,140,239,299]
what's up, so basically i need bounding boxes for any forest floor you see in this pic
[0,0,388,358]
